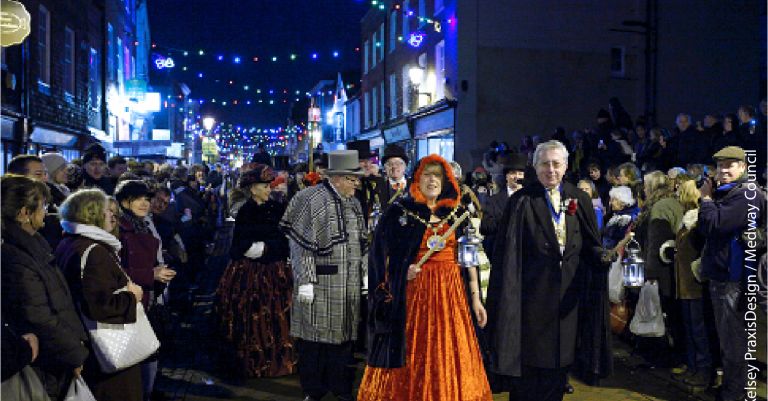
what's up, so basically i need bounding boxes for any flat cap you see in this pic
[712,146,745,162]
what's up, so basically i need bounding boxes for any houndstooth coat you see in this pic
[280,181,368,344]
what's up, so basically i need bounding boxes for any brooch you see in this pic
[399,214,408,226]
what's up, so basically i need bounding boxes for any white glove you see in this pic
[362,275,368,294]
[244,242,265,259]
[467,203,476,215]
[297,284,314,304]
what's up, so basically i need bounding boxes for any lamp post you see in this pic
[408,66,431,111]
[199,117,215,164]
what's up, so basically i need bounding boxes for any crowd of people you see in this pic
[1,98,766,401]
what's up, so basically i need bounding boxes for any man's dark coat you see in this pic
[485,181,612,386]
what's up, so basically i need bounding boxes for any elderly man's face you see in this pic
[506,170,524,190]
[384,157,406,181]
[676,115,690,131]
[332,175,359,198]
[535,149,567,189]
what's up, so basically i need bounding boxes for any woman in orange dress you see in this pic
[359,154,492,401]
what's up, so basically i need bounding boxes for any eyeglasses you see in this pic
[344,176,361,184]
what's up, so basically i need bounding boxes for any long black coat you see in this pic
[485,181,611,382]
[229,198,289,262]
[1,223,89,398]
[480,189,511,258]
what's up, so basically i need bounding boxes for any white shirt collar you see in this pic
[388,177,407,186]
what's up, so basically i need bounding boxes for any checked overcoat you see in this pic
[280,180,368,344]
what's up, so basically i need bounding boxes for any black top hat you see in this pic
[502,153,528,175]
[382,144,409,165]
[346,140,374,159]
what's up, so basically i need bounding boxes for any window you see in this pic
[380,82,385,122]
[37,5,50,85]
[402,0,410,40]
[364,92,370,127]
[364,40,369,74]
[435,0,444,15]
[402,66,411,114]
[389,74,397,119]
[435,40,445,101]
[610,46,625,77]
[63,27,75,94]
[89,48,101,108]
[371,33,377,68]
[378,23,385,61]
[372,86,378,125]
[389,11,397,53]
[418,0,426,25]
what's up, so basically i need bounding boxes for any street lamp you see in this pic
[409,66,431,110]
[197,117,215,164]
[203,117,216,131]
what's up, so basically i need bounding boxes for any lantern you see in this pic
[622,233,645,287]
[457,226,483,268]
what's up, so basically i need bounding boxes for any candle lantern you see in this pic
[622,233,645,287]
[457,225,482,268]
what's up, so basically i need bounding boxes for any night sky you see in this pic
[147,0,369,127]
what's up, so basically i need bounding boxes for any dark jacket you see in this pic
[56,232,142,401]
[481,188,513,258]
[601,205,640,250]
[1,321,33,381]
[699,181,766,282]
[230,198,289,263]
[635,198,683,297]
[39,182,68,250]
[485,181,611,383]
[1,223,89,397]
[674,209,706,300]
[119,214,161,308]
[676,126,710,167]
[375,177,411,215]
[81,173,115,195]
[710,129,739,156]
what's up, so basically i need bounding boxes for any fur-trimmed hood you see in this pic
[408,154,461,213]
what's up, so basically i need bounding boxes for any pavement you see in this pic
[152,232,765,401]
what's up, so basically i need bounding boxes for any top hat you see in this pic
[502,153,528,174]
[325,150,365,176]
[346,140,375,160]
[381,144,409,165]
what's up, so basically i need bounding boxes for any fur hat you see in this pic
[115,179,154,203]
[239,164,275,188]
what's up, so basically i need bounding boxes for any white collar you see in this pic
[60,221,122,252]
[388,177,406,186]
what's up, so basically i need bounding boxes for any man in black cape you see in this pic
[485,140,613,401]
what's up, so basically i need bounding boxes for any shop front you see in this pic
[412,102,456,162]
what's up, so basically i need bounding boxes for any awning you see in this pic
[414,108,455,139]
[30,126,78,147]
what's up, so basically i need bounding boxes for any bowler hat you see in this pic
[325,150,364,176]
[382,144,409,165]
[712,146,746,162]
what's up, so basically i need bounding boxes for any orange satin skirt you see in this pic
[357,230,492,401]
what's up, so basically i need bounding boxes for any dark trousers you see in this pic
[709,281,747,401]
[680,298,713,371]
[507,365,569,401]
[297,339,355,400]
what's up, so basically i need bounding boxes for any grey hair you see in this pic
[532,140,569,167]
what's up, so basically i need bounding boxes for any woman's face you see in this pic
[23,200,47,231]
[52,166,68,184]
[122,196,151,218]
[250,183,271,203]
[610,197,624,211]
[103,202,116,233]
[419,164,443,202]
[724,117,733,132]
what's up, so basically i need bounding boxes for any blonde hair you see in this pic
[643,171,674,209]
[59,188,108,229]
[677,179,700,211]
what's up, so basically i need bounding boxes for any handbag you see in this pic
[629,281,666,337]
[78,244,160,373]
[0,366,51,401]
[64,376,95,401]
[608,258,625,303]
